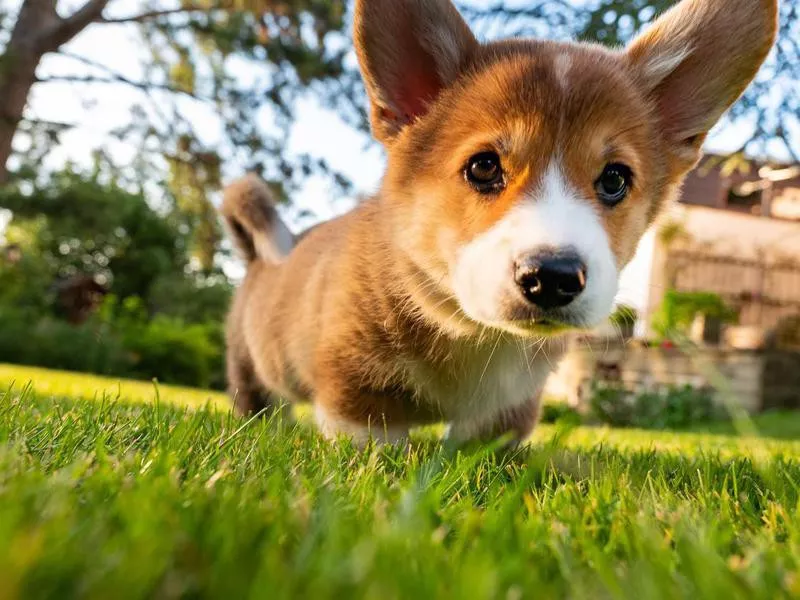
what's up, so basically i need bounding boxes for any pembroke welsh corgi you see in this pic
[221,0,777,446]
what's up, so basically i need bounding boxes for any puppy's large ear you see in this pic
[625,0,778,169]
[354,0,478,144]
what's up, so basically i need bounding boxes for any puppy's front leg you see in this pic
[447,395,542,448]
[313,392,410,448]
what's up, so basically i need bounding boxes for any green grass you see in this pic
[2,365,800,599]
[0,364,228,409]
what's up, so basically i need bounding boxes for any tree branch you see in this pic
[19,117,79,131]
[49,51,208,102]
[35,74,205,101]
[97,6,239,24]
[43,0,112,51]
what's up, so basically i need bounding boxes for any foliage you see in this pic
[0,0,359,264]
[123,316,225,390]
[589,385,635,428]
[0,244,54,318]
[0,169,234,315]
[651,290,738,340]
[609,304,638,328]
[539,401,582,426]
[1,377,800,598]
[0,302,226,390]
[0,170,232,388]
[590,384,723,430]
[0,305,131,376]
[147,271,233,324]
[0,170,185,302]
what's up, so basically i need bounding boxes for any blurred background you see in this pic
[0,0,799,418]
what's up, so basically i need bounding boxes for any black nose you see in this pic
[514,251,587,309]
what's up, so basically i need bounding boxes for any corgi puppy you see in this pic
[221,0,777,446]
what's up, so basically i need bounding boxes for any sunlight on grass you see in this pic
[534,423,800,462]
[1,384,799,599]
[0,364,228,410]
[1,363,799,460]
[2,364,800,597]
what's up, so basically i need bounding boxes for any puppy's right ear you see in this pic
[354,0,478,144]
[625,0,777,171]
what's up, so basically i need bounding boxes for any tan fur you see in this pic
[223,0,777,445]
[220,175,293,264]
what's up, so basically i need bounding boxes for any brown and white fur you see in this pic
[221,0,777,446]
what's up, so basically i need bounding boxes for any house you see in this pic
[629,154,800,339]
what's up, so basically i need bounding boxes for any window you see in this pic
[727,186,763,214]
[771,188,800,220]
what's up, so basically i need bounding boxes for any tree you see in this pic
[0,0,360,267]
[0,169,186,302]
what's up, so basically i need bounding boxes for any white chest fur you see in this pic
[404,335,559,439]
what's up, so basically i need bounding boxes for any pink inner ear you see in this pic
[393,52,444,123]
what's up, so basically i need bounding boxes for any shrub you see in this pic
[651,290,737,340]
[122,317,224,390]
[609,304,638,328]
[147,272,232,325]
[589,383,722,430]
[540,402,582,426]
[0,305,225,390]
[589,385,634,427]
[660,385,720,428]
[0,307,132,376]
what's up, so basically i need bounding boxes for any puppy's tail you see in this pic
[221,174,294,264]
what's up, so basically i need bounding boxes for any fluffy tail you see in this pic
[221,174,294,264]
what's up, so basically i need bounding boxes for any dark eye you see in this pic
[465,151,505,194]
[595,163,633,207]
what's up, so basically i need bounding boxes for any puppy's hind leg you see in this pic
[226,346,287,420]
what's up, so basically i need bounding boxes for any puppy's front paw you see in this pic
[314,404,409,449]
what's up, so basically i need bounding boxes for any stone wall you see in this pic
[543,338,777,414]
[762,351,800,411]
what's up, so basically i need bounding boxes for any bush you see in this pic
[1,172,186,303]
[540,402,583,426]
[123,317,224,390]
[147,272,232,325]
[0,307,132,377]
[589,383,723,430]
[651,290,737,340]
[589,386,634,427]
[0,305,225,390]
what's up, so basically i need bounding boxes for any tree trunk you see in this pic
[0,0,57,184]
[0,0,109,184]
[0,55,43,184]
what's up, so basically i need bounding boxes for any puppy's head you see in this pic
[355,0,777,336]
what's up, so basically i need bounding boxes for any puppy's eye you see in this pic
[465,151,505,194]
[595,163,632,207]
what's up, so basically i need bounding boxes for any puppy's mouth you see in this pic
[500,304,589,335]
[505,318,574,337]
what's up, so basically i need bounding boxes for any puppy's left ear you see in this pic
[625,0,778,169]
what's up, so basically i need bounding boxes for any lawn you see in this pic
[1,365,800,599]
